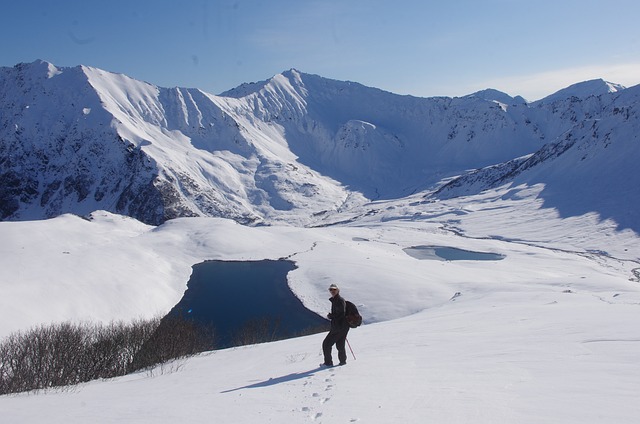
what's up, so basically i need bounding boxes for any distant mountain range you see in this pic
[1,60,637,231]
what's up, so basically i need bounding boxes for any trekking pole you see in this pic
[346,337,356,360]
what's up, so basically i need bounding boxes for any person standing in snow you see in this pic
[321,283,349,366]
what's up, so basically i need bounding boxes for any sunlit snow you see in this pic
[1,182,638,422]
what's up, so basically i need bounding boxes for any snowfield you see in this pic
[1,182,639,423]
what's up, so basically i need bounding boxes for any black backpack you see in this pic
[345,300,362,328]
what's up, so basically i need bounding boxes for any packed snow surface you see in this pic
[1,182,639,423]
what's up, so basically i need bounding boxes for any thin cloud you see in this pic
[474,63,640,101]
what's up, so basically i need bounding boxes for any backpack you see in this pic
[345,300,362,328]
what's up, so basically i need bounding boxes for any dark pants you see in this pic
[322,327,349,365]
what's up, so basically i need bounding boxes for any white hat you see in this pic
[328,283,339,291]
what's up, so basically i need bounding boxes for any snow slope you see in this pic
[432,84,640,233]
[2,290,639,424]
[1,180,639,422]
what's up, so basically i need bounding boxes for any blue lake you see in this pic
[166,259,328,348]
[404,246,506,261]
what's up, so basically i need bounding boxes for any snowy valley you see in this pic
[1,60,639,423]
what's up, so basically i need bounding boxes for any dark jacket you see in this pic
[328,294,348,331]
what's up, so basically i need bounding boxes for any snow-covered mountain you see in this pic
[0,61,341,225]
[1,60,638,231]
[433,83,640,232]
[2,62,640,422]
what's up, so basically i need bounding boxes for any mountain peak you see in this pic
[8,59,63,80]
[464,88,527,105]
[538,78,625,103]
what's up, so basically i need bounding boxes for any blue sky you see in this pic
[2,0,639,101]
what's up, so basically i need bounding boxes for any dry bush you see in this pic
[0,317,163,395]
[231,316,283,347]
[129,315,215,372]
[0,313,325,395]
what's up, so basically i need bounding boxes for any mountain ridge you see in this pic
[1,60,638,231]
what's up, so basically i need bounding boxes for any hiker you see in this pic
[321,283,349,366]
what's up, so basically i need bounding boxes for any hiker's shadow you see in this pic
[221,366,323,393]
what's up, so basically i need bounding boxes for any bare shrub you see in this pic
[230,316,329,348]
[130,315,215,372]
[231,316,283,347]
[0,313,324,395]
[0,322,88,394]
[0,318,161,395]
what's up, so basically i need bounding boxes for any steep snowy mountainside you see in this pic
[1,60,636,227]
[0,60,164,223]
[433,84,640,233]
[0,61,353,225]
[225,69,553,199]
